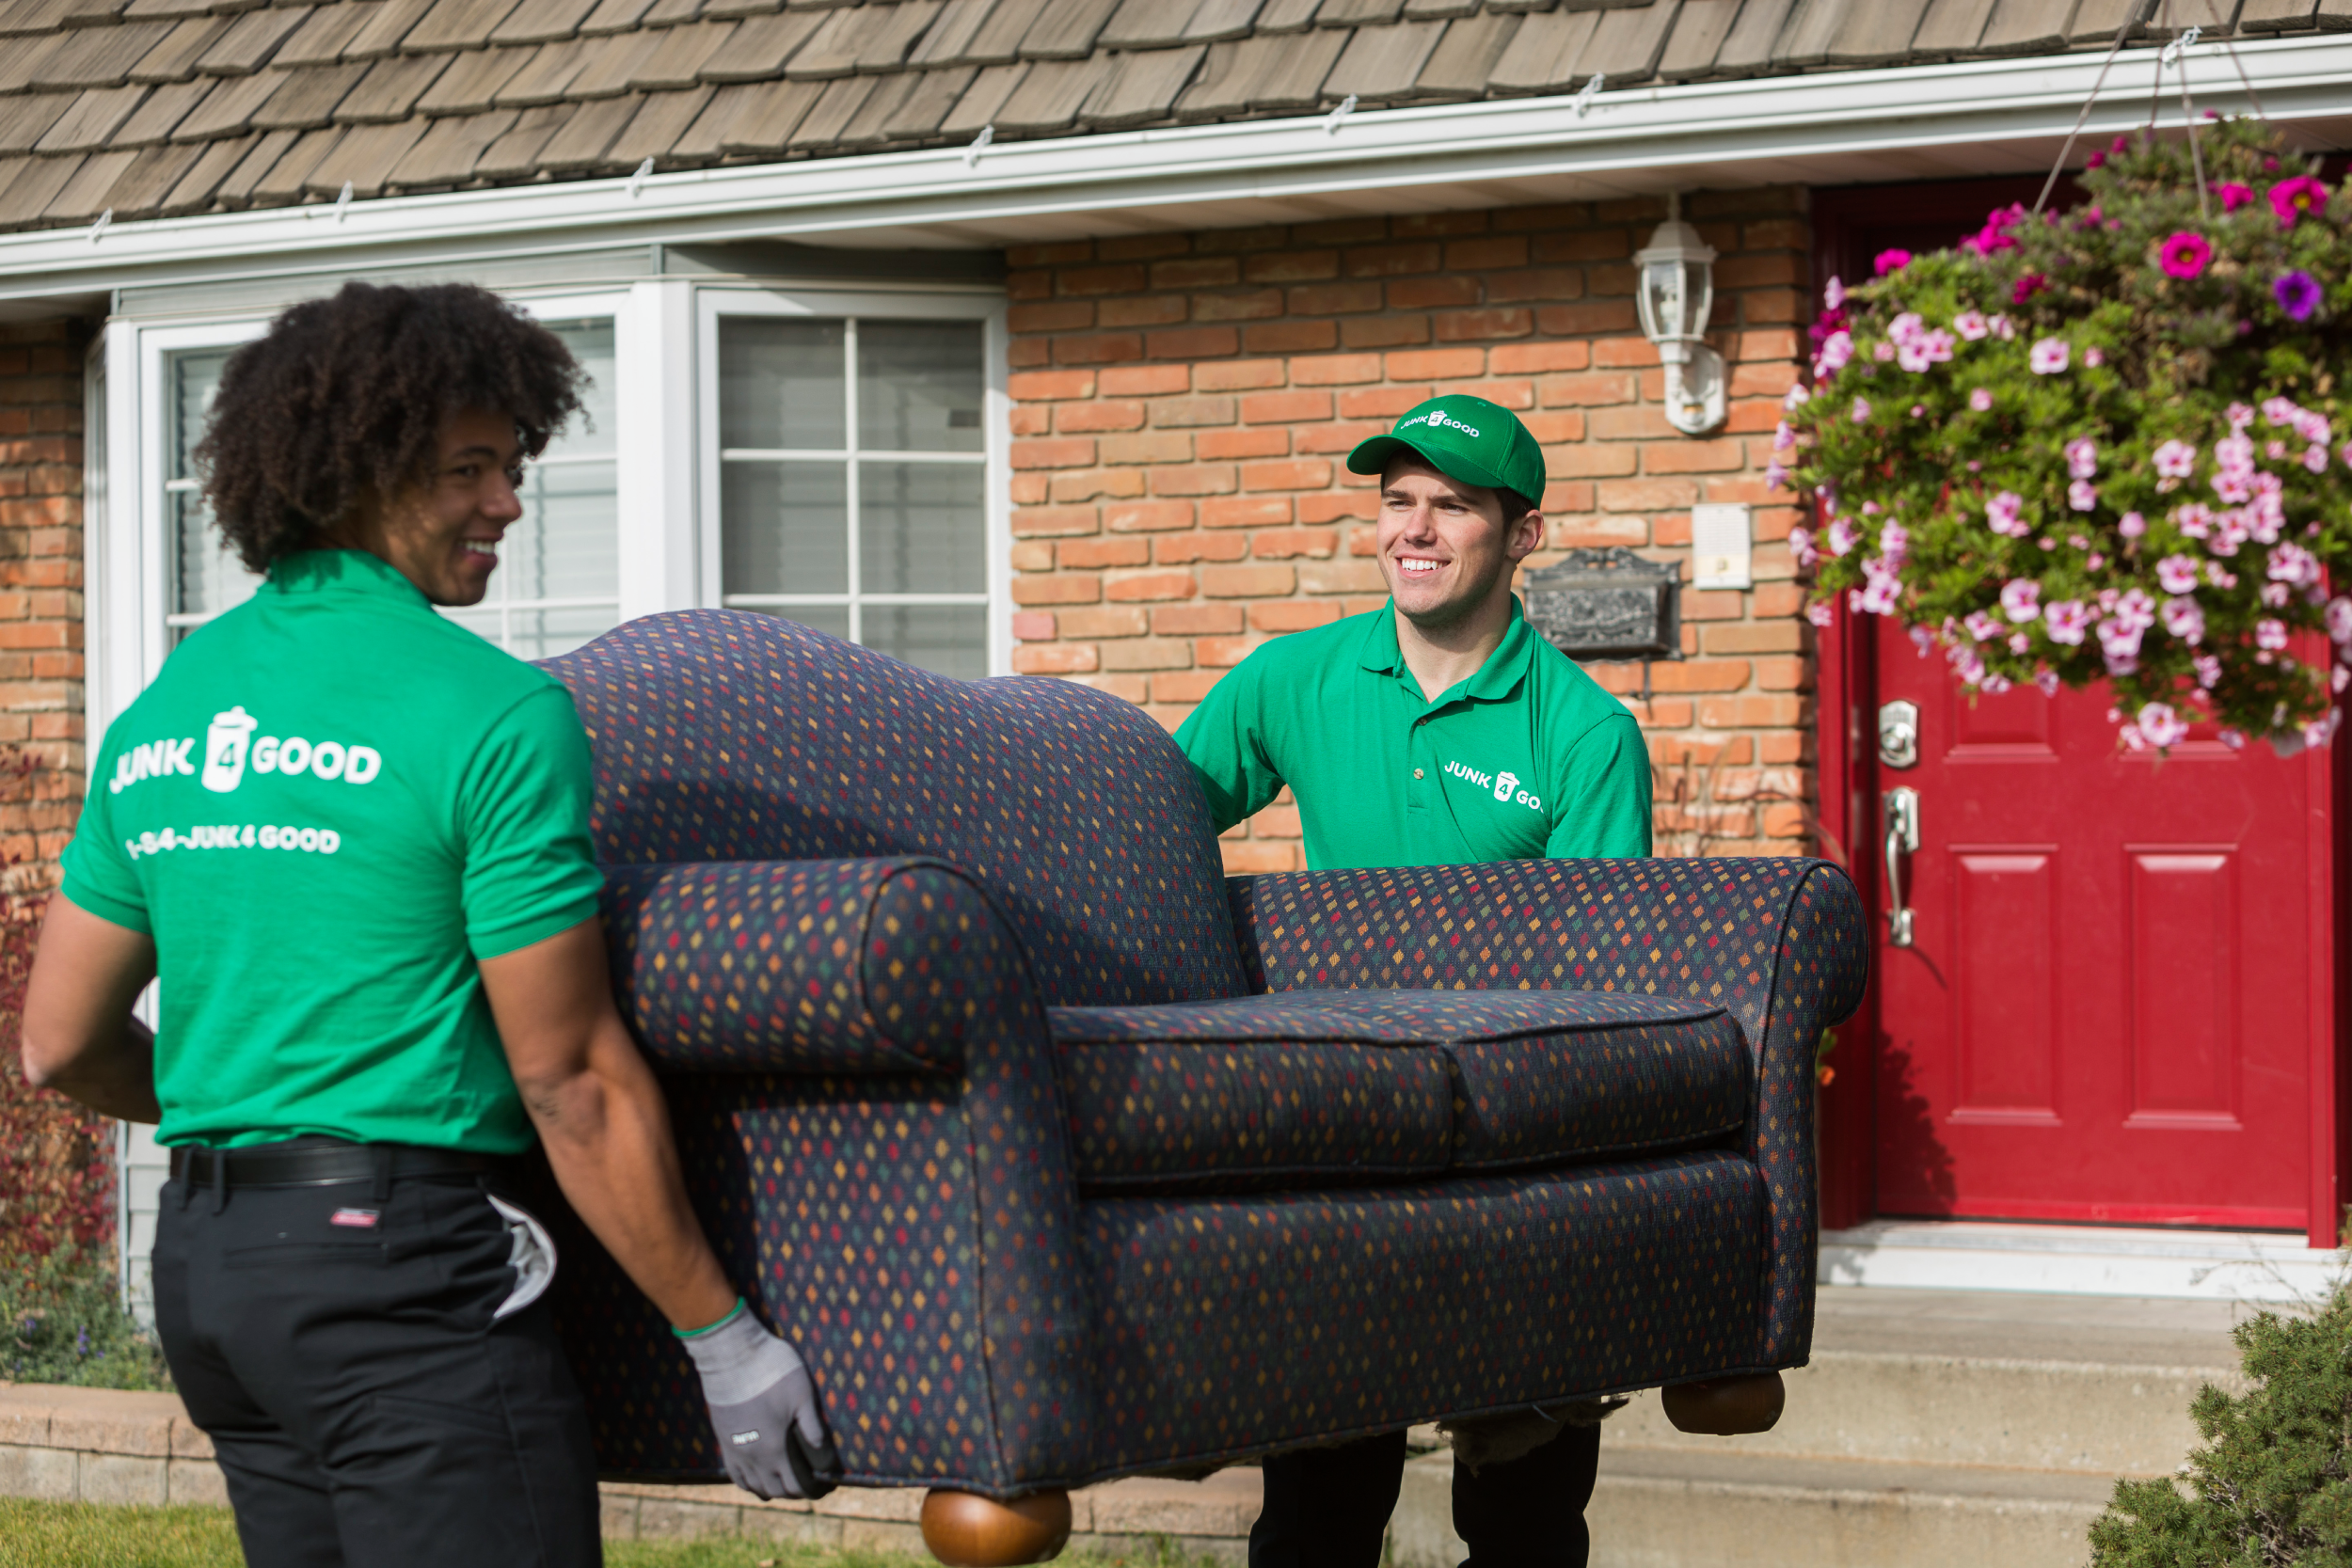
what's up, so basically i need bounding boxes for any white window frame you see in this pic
[695,287,1012,676]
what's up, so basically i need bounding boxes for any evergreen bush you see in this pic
[2090,1286,2352,1565]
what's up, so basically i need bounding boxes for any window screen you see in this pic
[718,317,988,678]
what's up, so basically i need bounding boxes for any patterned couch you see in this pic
[539,610,1868,1503]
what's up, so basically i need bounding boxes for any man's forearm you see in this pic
[28,1016,161,1124]
[521,1022,738,1331]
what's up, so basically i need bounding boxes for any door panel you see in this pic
[1872,616,2313,1227]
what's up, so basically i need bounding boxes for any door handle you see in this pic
[1883,787,1920,948]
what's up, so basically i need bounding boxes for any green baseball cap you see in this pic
[1344,393,1548,504]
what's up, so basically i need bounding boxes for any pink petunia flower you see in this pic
[2328,595,2352,644]
[2258,618,2290,651]
[1851,397,1872,422]
[2157,555,2202,594]
[2307,445,2330,473]
[2065,436,2098,479]
[2153,439,2197,480]
[2137,703,2190,749]
[1806,601,1836,628]
[2158,231,2212,278]
[1955,310,1989,341]
[2029,337,2071,374]
[1783,384,1811,411]
[1969,388,1994,412]
[2085,346,2106,368]
[2270,175,2329,228]
[1823,277,1845,310]
[1964,610,2005,641]
[1875,247,1912,276]
[2172,501,2213,538]
[2216,182,2255,213]
[1764,459,1790,493]
[2195,654,2222,689]
[1814,329,1853,377]
[2069,479,2098,512]
[2042,600,2090,645]
[2160,596,2205,644]
[1826,517,1860,556]
[1880,522,1910,567]
[1772,420,1796,451]
[2098,617,2143,674]
[1788,524,1817,566]
[2001,578,2042,622]
[2112,588,2156,631]
[2269,542,2323,586]
[2120,511,2147,537]
[1985,491,2027,536]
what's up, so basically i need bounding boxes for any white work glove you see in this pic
[676,1301,839,1500]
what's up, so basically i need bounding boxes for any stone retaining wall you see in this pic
[0,1382,1260,1559]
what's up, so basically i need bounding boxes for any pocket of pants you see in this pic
[224,1243,386,1269]
[372,1391,516,1444]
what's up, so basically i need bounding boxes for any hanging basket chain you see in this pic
[2170,26,2213,220]
[2034,0,2156,215]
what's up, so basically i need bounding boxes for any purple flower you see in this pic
[1874,247,1913,276]
[2275,270,2322,322]
[2159,231,2212,279]
[1764,459,1790,492]
[1788,523,1816,565]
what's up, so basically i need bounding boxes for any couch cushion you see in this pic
[1049,989,1748,1194]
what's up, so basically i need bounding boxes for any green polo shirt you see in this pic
[1176,598,1651,868]
[59,550,604,1152]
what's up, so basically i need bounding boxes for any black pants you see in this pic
[152,1170,601,1568]
[1248,1423,1602,1568]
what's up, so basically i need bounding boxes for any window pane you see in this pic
[722,319,846,451]
[859,461,984,594]
[550,320,617,459]
[858,321,984,453]
[723,461,848,596]
[444,604,615,663]
[171,349,260,621]
[507,459,617,604]
[866,605,986,680]
[744,605,850,643]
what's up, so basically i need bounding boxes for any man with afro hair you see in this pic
[21,282,835,1567]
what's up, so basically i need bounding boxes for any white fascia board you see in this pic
[0,35,2345,306]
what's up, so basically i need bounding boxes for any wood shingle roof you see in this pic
[0,0,2324,235]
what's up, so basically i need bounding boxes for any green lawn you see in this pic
[0,1499,933,1568]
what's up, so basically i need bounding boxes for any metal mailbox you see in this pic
[1520,547,1682,663]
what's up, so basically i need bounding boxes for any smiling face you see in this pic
[343,408,526,607]
[1376,457,1544,633]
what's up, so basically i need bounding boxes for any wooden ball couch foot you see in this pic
[533,613,1869,1564]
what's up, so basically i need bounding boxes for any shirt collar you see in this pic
[264,549,429,606]
[1357,596,1536,706]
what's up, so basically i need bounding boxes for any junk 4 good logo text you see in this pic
[110,705,384,796]
[1441,758,1542,813]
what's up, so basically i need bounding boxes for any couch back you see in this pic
[543,610,1248,1008]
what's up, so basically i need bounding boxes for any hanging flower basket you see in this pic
[1776,119,2352,752]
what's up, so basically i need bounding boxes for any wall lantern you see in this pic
[1634,192,1726,436]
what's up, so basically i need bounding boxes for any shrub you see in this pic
[2090,1286,2352,1564]
[1780,118,2352,752]
[0,1241,169,1390]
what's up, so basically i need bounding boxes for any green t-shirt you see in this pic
[1174,598,1652,868]
[59,550,604,1152]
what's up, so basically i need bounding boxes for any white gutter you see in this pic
[0,34,2344,302]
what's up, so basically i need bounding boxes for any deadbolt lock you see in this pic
[1878,700,1920,770]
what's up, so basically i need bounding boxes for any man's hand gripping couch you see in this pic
[537,611,1869,1563]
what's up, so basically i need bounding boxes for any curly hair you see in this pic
[195,282,588,574]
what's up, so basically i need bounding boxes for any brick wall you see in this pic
[1003,192,1815,874]
[0,319,86,903]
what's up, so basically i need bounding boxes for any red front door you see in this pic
[1869,616,2329,1229]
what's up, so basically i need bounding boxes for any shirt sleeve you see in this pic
[456,683,605,960]
[1545,710,1653,860]
[59,748,151,935]
[1171,656,1288,835]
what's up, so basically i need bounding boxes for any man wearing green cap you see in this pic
[1175,392,1650,1565]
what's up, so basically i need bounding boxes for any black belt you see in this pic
[169,1139,503,1190]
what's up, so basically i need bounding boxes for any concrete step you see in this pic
[1386,1285,2251,1568]
[1394,1449,2116,1568]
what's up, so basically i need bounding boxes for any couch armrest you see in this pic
[1226,856,1870,1366]
[601,858,1008,1074]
